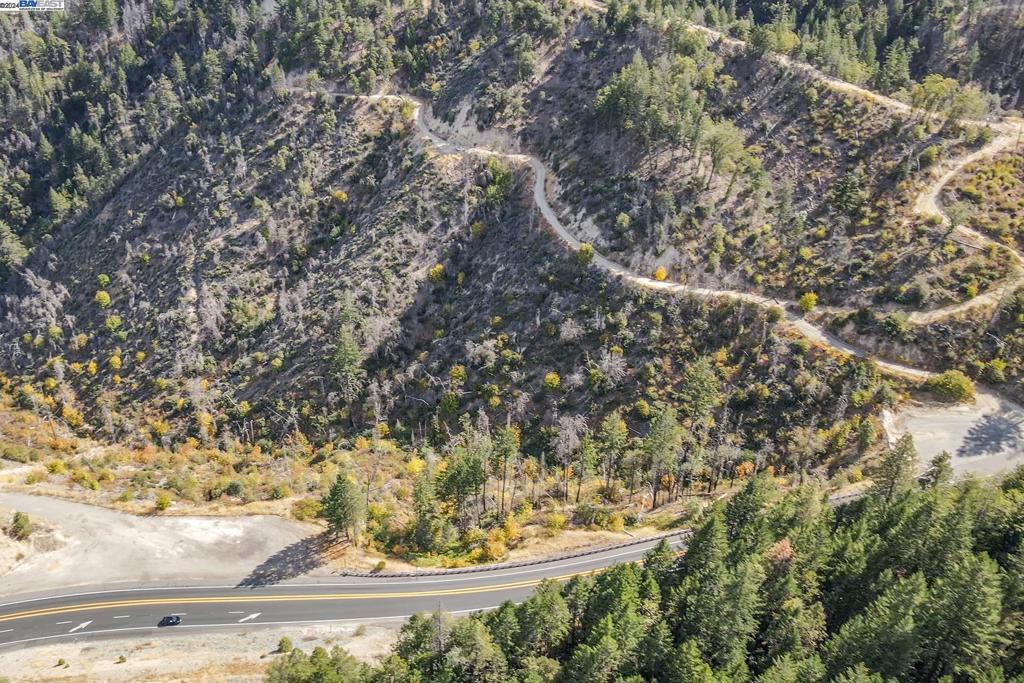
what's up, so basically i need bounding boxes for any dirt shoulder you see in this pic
[0,623,398,683]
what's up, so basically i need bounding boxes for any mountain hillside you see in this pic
[0,0,1019,563]
[2,3,1024,678]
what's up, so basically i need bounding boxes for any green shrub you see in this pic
[797,292,818,313]
[155,491,173,511]
[0,443,37,463]
[919,145,941,167]
[277,637,293,654]
[577,242,595,266]
[6,511,32,541]
[923,370,976,403]
[544,512,567,531]
[292,498,322,520]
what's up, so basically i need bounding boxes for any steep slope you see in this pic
[424,7,1013,311]
[1,0,1020,532]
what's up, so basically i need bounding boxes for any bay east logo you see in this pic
[0,0,65,10]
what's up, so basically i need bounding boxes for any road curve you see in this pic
[0,533,687,650]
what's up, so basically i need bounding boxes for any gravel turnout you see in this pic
[0,492,320,597]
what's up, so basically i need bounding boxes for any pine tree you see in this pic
[675,507,729,595]
[564,615,622,683]
[49,187,71,224]
[37,134,54,163]
[674,507,763,671]
[201,49,223,95]
[153,0,174,23]
[438,439,487,529]
[583,564,647,665]
[678,357,722,426]
[756,654,827,683]
[169,53,187,89]
[920,552,1006,681]
[1001,549,1024,678]
[516,580,570,657]
[412,467,448,553]
[440,618,508,683]
[84,0,116,29]
[332,324,365,404]
[824,572,927,679]
[637,619,675,682]
[665,640,714,683]
[492,424,521,515]
[484,601,521,663]
[0,221,27,269]
[643,406,682,508]
[321,471,364,541]
[833,663,885,683]
[596,410,628,490]
[753,539,826,673]
[877,39,912,93]
[872,434,918,505]
[921,451,953,488]
[725,473,775,561]
[643,538,677,590]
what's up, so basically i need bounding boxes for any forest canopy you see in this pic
[267,450,1024,682]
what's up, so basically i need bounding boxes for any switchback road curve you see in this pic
[0,533,687,651]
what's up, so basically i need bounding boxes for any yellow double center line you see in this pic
[0,571,586,624]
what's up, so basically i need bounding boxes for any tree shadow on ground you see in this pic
[956,409,1024,460]
[237,533,346,588]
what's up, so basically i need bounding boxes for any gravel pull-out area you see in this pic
[888,391,1024,476]
[0,492,322,597]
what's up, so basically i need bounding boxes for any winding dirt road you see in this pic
[575,0,1024,326]
[399,87,1024,472]
[287,13,1024,470]
[394,92,935,380]
[908,131,1024,324]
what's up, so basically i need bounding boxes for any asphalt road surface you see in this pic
[0,534,687,651]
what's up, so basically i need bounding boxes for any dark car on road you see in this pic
[158,615,182,627]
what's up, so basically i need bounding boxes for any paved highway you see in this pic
[0,534,687,650]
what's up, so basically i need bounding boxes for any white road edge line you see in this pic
[0,609,484,649]
[0,536,688,610]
